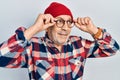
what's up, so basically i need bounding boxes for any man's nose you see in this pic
[61,22,68,30]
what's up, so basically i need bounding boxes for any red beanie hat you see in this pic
[44,2,73,19]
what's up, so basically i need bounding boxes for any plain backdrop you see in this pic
[0,0,120,80]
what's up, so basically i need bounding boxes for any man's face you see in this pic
[47,15,73,45]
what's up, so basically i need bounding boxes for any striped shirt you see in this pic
[0,27,119,80]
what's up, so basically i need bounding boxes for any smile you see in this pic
[58,33,68,36]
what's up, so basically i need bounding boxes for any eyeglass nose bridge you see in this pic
[62,20,69,27]
[61,21,69,29]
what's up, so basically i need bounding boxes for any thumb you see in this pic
[75,23,80,28]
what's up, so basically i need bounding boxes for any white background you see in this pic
[0,0,120,80]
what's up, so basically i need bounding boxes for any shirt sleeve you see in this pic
[0,27,32,68]
[84,28,119,58]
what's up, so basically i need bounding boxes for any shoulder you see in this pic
[69,35,93,47]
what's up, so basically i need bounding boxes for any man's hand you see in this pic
[74,17,98,35]
[33,14,55,32]
[24,14,55,40]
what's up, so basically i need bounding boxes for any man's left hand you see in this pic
[74,17,98,35]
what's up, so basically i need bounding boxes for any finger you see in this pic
[44,15,51,24]
[73,19,77,23]
[77,17,82,26]
[51,16,55,23]
[87,17,93,25]
[73,18,80,28]
[47,14,55,23]
[85,17,91,25]
[43,14,51,23]
[84,17,88,25]
[81,17,86,25]
[44,22,55,29]
[74,22,81,29]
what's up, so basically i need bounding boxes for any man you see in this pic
[0,2,119,80]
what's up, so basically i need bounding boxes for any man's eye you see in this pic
[56,20,63,23]
[67,21,72,24]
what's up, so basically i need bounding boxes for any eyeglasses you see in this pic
[54,18,74,28]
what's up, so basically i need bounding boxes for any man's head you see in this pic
[44,2,74,45]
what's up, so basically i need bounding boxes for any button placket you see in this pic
[60,52,65,80]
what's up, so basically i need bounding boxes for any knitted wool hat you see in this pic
[44,2,73,19]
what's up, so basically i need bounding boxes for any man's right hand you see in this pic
[24,14,55,40]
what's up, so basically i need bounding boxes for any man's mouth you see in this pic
[58,33,68,36]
